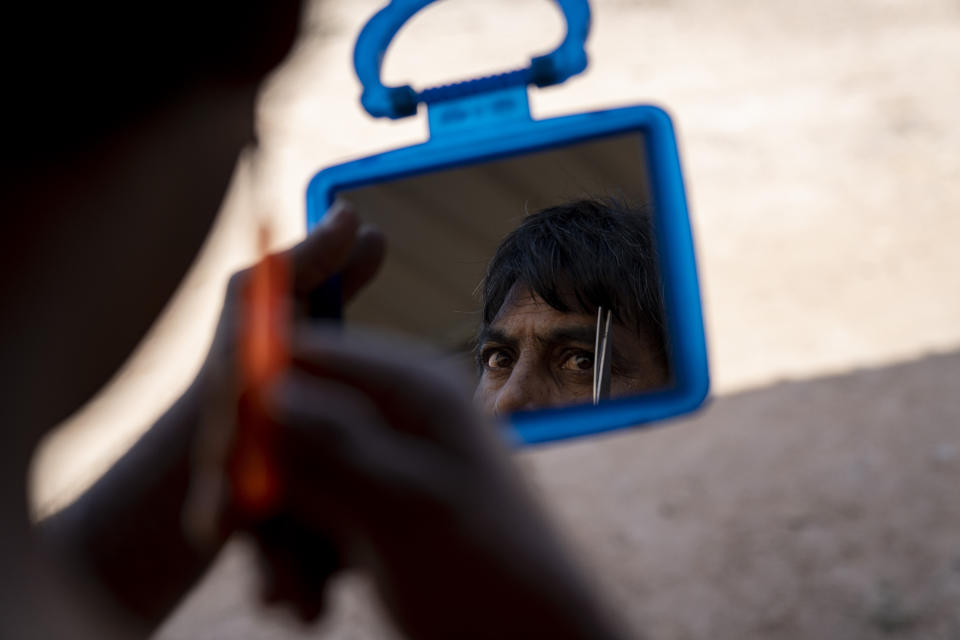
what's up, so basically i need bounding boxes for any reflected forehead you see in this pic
[496,297,569,322]
[493,284,585,321]
[485,285,596,342]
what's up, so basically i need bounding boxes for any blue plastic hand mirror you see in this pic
[306,0,709,445]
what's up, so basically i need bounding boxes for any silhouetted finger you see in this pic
[253,514,340,623]
[341,224,386,302]
[288,200,361,295]
[262,370,460,523]
[285,327,496,458]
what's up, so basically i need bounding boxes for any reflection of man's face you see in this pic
[474,284,669,416]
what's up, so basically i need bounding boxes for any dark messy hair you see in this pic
[480,198,667,351]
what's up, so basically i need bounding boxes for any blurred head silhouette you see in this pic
[2,3,306,636]
[2,1,303,454]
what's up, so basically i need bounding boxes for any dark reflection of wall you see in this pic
[340,133,651,354]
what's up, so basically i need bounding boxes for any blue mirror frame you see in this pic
[305,0,709,445]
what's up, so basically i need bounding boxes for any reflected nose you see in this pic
[492,363,550,416]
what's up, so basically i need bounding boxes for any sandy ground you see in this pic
[25,0,960,637]
[156,351,960,639]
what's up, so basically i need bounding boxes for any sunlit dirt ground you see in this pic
[29,0,960,637]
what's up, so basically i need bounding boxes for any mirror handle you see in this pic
[353,0,591,119]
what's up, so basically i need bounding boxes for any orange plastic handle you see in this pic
[231,227,291,517]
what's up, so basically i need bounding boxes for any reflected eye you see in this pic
[560,351,594,372]
[482,348,514,370]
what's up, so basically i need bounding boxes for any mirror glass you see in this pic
[338,132,671,416]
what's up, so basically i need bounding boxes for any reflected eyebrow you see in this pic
[477,327,516,348]
[541,325,597,347]
[477,325,598,348]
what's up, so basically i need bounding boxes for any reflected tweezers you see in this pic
[593,307,612,405]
